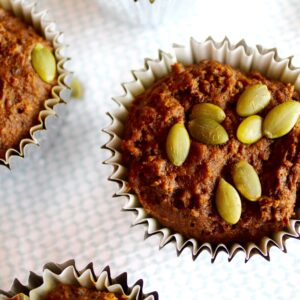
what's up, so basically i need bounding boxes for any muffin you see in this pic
[0,261,158,300]
[41,284,128,300]
[104,37,300,261]
[0,0,69,167]
[122,59,300,245]
[9,284,127,300]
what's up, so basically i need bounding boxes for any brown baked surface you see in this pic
[122,60,300,244]
[0,7,56,159]
[43,284,127,300]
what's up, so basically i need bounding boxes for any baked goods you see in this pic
[122,59,300,244]
[1,261,157,300]
[8,285,127,300]
[44,284,127,300]
[0,7,56,159]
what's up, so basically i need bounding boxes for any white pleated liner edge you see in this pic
[117,0,183,26]
[0,0,71,169]
[103,37,300,262]
[0,261,158,300]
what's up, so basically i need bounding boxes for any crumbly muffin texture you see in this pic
[8,284,127,300]
[122,60,300,244]
[44,284,127,300]
[0,7,55,159]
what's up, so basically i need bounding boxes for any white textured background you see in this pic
[1,0,300,299]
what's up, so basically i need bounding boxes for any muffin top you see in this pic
[0,7,56,159]
[9,284,128,300]
[45,284,127,300]
[122,60,300,244]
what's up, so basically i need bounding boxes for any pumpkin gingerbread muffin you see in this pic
[122,60,300,244]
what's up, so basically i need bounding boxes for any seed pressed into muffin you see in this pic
[0,7,57,159]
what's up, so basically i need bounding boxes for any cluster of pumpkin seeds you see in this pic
[236,83,300,143]
[31,43,56,83]
[166,103,228,166]
[165,82,300,224]
[188,103,228,145]
[216,160,262,224]
[166,83,300,167]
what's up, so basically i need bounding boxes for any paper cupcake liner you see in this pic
[103,36,300,262]
[0,260,158,300]
[0,0,71,172]
[104,0,187,27]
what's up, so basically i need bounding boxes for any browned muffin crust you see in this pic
[44,284,127,300]
[8,285,127,300]
[0,7,56,159]
[122,60,300,244]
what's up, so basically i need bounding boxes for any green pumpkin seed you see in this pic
[236,84,271,117]
[190,103,226,123]
[31,43,56,83]
[188,117,229,145]
[263,100,300,138]
[232,160,261,201]
[237,115,263,144]
[166,123,190,166]
[216,178,241,225]
[71,77,84,99]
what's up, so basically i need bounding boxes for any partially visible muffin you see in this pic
[44,284,127,300]
[1,261,158,300]
[8,284,128,300]
[0,7,56,158]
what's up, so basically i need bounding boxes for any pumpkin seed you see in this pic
[71,77,84,99]
[166,123,190,166]
[216,178,241,225]
[188,117,229,145]
[236,84,271,117]
[31,43,56,83]
[263,100,300,138]
[190,103,226,123]
[232,160,261,201]
[236,115,263,144]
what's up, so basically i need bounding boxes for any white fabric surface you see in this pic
[1,0,300,299]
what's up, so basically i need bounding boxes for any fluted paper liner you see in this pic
[0,0,70,172]
[0,260,158,299]
[103,37,300,262]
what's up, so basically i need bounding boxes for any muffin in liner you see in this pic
[103,37,300,262]
[0,260,158,299]
[0,0,71,172]
[104,0,187,27]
